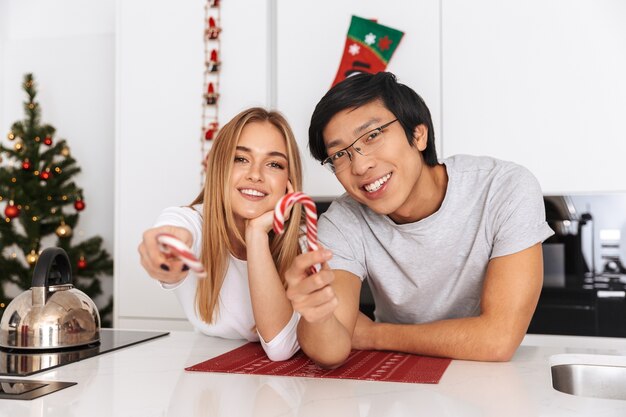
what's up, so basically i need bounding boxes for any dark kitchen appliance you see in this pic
[530,193,626,337]
[0,328,169,377]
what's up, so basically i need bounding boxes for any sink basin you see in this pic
[552,363,626,401]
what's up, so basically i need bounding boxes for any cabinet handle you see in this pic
[597,290,626,298]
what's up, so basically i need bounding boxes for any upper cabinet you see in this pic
[441,0,626,193]
[275,0,442,197]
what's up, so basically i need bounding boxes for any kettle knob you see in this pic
[32,247,73,306]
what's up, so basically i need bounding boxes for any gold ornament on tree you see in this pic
[56,221,73,238]
[7,132,15,141]
[26,250,39,265]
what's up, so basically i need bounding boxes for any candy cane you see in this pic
[273,192,320,274]
[156,233,207,278]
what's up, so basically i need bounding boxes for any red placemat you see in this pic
[186,342,451,384]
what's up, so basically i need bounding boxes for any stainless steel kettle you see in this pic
[0,247,100,350]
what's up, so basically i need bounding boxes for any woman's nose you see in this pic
[246,164,263,182]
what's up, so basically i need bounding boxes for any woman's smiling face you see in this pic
[229,121,289,229]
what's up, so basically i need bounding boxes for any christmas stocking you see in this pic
[332,15,404,88]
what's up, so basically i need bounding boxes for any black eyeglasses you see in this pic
[321,119,398,174]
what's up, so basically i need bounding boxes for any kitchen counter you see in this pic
[2,331,626,416]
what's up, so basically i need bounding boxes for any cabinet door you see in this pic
[276,0,441,197]
[115,0,269,329]
[441,0,626,193]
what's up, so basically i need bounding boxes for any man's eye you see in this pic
[331,150,347,161]
[364,129,383,143]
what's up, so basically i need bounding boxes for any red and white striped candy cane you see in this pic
[273,192,320,274]
[156,233,207,278]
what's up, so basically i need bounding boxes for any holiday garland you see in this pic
[201,0,221,180]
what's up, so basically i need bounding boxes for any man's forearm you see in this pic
[370,316,524,361]
[297,315,353,368]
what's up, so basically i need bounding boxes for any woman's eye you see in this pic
[234,156,247,163]
[268,162,285,169]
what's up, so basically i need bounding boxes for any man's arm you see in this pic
[285,250,362,368]
[352,243,544,361]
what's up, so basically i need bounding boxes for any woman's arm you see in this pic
[138,207,200,285]
[245,211,298,359]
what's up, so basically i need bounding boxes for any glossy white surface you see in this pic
[2,331,626,416]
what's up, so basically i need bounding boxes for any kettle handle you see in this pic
[32,247,73,288]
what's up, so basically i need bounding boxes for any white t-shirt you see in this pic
[319,155,555,324]
[154,206,300,361]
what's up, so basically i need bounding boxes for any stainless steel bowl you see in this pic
[0,247,100,350]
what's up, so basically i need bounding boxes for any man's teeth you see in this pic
[364,173,391,193]
[240,189,266,197]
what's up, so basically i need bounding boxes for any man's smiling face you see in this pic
[322,100,429,216]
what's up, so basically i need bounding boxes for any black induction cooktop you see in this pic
[0,329,169,377]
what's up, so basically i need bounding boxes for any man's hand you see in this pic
[351,312,376,350]
[138,225,193,284]
[284,249,337,323]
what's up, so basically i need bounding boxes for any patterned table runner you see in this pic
[186,342,451,384]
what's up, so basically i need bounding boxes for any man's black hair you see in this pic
[308,72,438,166]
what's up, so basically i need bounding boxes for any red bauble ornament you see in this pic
[39,170,52,180]
[77,257,88,270]
[74,199,86,211]
[22,160,32,170]
[43,136,53,146]
[4,202,20,219]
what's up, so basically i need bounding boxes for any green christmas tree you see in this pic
[0,74,113,326]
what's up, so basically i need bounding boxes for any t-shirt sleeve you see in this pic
[258,311,301,361]
[489,165,555,259]
[317,202,367,280]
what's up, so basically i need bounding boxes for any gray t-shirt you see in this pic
[318,154,554,324]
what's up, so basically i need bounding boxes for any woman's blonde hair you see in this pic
[190,107,304,324]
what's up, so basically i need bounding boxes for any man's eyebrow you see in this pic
[326,118,382,150]
[236,146,287,160]
[353,118,381,136]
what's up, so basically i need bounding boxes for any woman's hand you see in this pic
[138,225,193,284]
[245,180,295,239]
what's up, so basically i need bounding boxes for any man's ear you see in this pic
[412,124,428,151]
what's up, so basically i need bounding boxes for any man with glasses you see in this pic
[284,72,554,368]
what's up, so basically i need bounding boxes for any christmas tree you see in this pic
[0,74,113,326]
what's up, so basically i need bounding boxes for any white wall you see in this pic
[441,0,626,194]
[0,0,115,309]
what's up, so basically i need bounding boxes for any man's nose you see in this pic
[349,148,375,176]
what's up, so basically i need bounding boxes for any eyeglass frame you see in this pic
[321,119,399,174]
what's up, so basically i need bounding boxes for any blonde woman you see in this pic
[138,108,304,361]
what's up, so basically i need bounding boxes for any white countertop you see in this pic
[2,330,626,416]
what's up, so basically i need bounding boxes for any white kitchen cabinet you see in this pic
[114,0,270,330]
[275,0,442,197]
[441,0,626,193]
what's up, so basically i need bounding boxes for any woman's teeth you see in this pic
[364,173,391,193]
[240,189,266,197]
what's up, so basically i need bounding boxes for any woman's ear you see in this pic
[412,124,428,151]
